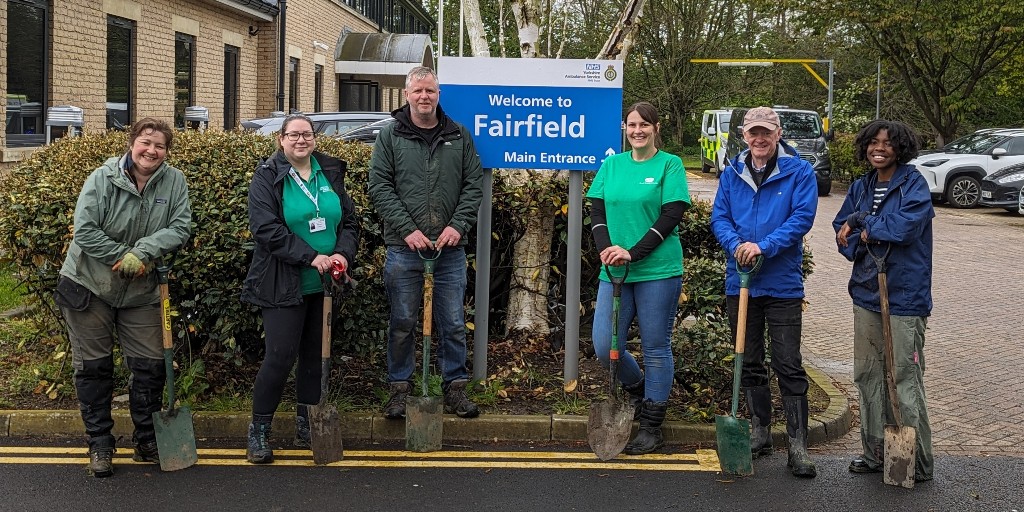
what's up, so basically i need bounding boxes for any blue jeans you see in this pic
[726,295,808,397]
[384,246,469,385]
[591,276,681,402]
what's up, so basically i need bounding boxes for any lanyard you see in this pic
[288,168,320,215]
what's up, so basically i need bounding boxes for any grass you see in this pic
[0,264,27,313]
[681,155,702,171]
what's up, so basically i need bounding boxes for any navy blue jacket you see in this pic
[711,141,818,298]
[832,164,934,317]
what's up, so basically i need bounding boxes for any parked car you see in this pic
[723,106,833,196]
[338,117,395,143]
[1019,184,1024,215]
[699,109,731,174]
[908,128,1024,208]
[241,111,390,136]
[980,162,1024,213]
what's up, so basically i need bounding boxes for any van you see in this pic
[700,109,732,174]
[723,107,833,196]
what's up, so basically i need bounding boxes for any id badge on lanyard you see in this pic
[289,168,326,233]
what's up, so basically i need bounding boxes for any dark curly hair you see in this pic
[854,119,920,166]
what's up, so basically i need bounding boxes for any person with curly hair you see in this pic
[833,119,935,482]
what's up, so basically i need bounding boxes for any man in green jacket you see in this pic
[369,66,484,419]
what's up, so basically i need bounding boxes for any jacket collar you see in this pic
[392,103,458,139]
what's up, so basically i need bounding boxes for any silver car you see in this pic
[241,111,390,136]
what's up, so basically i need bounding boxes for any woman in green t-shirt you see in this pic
[241,114,360,464]
[586,101,691,455]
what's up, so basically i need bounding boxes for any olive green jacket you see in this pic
[368,105,483,246]
[59,155,192,308]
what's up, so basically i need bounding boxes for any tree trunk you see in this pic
[462,0,491,57]
[596,0,648,61]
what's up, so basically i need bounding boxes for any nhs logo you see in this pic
[585,64,601,71]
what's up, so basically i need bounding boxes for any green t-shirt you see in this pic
[282,157,343,295]
[586,150,690,283]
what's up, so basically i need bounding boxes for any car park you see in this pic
[980,162,1024,213]
[723,106,833,196]
[908,128,1024,208]
[241,111,390,136]
[699,109,731,174]
[338,117,395,143]
[1019,184,1024,215]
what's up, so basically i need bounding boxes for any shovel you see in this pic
[152,261,198,472]
[587,263,634,461]
[716,256,762,476]
[406,248,443,452]
[867,243,916,489]
[309,266,345,465]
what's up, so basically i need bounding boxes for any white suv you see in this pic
[910,128,1024,208]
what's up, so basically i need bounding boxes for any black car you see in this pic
[338,117,395,143]
[979,162,1024,212]
[722,107,833,196]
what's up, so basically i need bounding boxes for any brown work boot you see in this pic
[443,379,480,418]
[383,382,411,419]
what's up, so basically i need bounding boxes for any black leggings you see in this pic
[252,293,324,416]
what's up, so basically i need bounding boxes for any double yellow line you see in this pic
[0,446,722,471]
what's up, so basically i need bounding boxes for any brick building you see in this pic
[1,0,433,164]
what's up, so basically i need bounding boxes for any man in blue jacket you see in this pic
[834,119,934,482]
[711,106,819,478]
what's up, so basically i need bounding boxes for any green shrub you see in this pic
[829,132,868,184]
[0,130,812,414]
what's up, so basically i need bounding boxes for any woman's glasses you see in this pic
[283,131,315,141]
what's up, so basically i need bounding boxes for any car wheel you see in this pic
[701,162,711,173]
[946,175,981,208]
[817,181,832,197]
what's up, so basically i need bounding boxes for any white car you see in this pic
[910,128,1024,208]
[1019,185,1024,215]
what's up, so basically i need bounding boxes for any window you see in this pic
[314,64,324,113]
[224,45,240,129]
[106,15,134,130]
[174,33,195,129]
[289,58,300,113]
[5,0,48,146]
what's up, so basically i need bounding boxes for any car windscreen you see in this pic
[718,114,730,133]
[778,112,822,139]
[944,132,1005,154]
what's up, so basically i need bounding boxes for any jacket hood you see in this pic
[391,103,453,134]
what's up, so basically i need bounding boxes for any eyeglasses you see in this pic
[283,131,315,141]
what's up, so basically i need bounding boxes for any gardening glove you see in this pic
[113,252,146,278]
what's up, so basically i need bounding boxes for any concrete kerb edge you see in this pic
[0,364,851,446]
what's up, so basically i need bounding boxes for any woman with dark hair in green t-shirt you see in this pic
[587,101,691,455]
[241,114,360,464]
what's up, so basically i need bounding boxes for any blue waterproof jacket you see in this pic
[832,164,934,317]
[712,142,818,298]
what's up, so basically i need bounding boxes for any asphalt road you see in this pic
[0,439,1021,511]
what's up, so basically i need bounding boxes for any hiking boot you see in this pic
[384,382,411,419]
[132,438,160,463]
[623,400,667,455]
[88,446,115,478]
[246,418,274,464]
[443,379,480,418]
[294,405,311,448]
[622,378,645,421]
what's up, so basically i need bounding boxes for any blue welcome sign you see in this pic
[437,57,624,171]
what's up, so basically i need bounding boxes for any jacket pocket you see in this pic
[54,276,92,311]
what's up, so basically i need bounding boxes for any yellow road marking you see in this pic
[0,447,722,472]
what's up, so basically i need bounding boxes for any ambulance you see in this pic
[699,109,732,174]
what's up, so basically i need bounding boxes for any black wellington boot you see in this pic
[621,378,645,421]
[76,356,116,477]
[782,395,817,478]
[126,357,166,463]
[247,414,274,464]
[294,404,311,448]
[623,400,667,455]
[744,385,773,458]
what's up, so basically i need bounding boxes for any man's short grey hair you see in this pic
[405,66,439,89]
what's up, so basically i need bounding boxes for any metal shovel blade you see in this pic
[309,402,344,465]
[715,414,753,476]
[587,398,634,461]
[153,406,198,472]
[405,396,443,452]
[884,424,917,489]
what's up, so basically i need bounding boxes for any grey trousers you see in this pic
[853,305,933,479]
[61,299,163,370]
